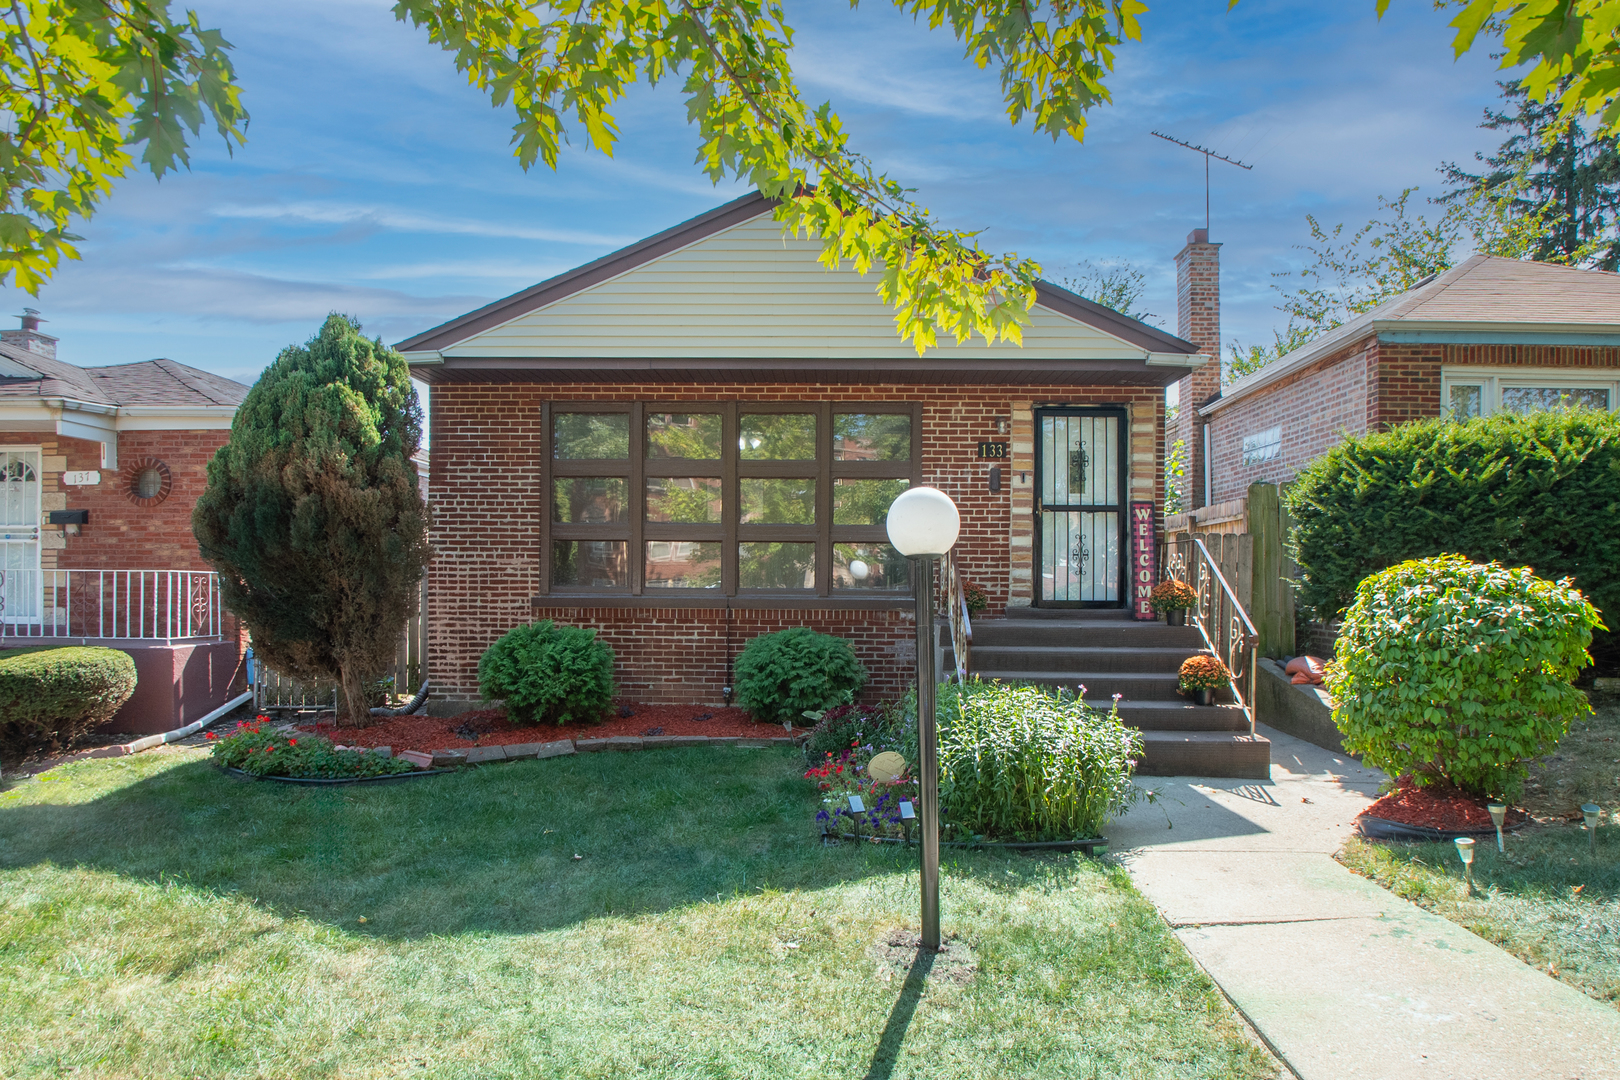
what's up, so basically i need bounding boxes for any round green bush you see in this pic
[478,620,616,726]
[0,646,138,761]
[734,627,866,724]
[1324,555,1602,798]
[934,679,1145,841]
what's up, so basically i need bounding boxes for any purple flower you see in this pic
[815,810,829,822]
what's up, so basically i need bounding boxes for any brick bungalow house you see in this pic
[0,313,249,731]
[399,192,1213,678]
[1198,256,1620,504]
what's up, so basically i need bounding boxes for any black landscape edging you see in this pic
[222,765,450,786]
[1357,814,1528,842]
[824,829,1106,855]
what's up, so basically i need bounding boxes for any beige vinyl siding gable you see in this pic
[441,213,1155,361]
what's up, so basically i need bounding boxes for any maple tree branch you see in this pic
[8,0,50,150]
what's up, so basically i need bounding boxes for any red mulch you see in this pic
[295,703,775,752]
[1360,777,1530,831]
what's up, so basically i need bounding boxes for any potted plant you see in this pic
[1178,654,1229,706]
[1149,579,1198,626]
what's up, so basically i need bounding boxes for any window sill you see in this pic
[531,593,915,611]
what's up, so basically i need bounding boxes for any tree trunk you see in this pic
[338,662,372,728]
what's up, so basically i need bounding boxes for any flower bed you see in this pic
[806,750,919,839]
[297,704,769,753]
[208,718,418,780]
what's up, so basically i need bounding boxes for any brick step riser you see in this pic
[955,627,1205,649]
[960,649,1195,674]
[1134,737,1271,780]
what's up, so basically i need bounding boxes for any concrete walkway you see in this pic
[1110,723,1620,1080]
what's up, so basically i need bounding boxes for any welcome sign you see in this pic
[1130,501,1156,620]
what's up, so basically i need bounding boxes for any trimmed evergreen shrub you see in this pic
[193,314,430,727]
[1324,555,1601,798]
[478,620,616,725]
[734,627,866,724]
[0,647,138,760]
[934,679,1145,841]
[1286,409,1620,624]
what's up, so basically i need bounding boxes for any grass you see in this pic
[1341,694,1620,1010]
[0,744,1277,1079]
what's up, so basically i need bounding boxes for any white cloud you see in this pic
[209,201,634,247]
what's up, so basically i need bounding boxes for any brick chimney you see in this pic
[1172,229,1221,511]
[1,308,57,360]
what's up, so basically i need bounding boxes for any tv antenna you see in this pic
[1151,131,1253,235]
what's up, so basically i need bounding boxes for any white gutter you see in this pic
[117,691,254,754]
[44,398,119,469]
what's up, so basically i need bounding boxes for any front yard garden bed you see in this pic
[0,742,1279,1078]
[1357,777,1531,840]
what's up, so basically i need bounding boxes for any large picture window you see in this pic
[542,402,920,598]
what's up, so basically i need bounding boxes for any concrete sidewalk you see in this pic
[1110,723,1620,1080]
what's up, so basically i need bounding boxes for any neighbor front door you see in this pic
[0,448,41,627]
[1034,409,1124,606]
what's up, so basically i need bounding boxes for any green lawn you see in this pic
[1341,695,1620,1010]
[0,745,1276,1079]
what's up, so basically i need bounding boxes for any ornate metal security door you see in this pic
[1035,409,1124,606]
[0,449,42,627]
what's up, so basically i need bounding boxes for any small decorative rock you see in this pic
[430,748,468,767]
[535,739,575,759]
[399,750,433,769]
[465,745,507,764]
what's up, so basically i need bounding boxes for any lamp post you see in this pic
[886,486,961,953]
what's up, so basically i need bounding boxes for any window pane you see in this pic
[646,477,722,523]
[647,413,723,459]
[554,413,629,459]
[833,478,909,525]
[552,541,628,588]
[741,478,816,524]
[834,413,911,461]
[552,477,627,524]
[833,544,909,590]
[738,542,815,589]
[644,542,722,588]
[739,413,816,459]
[1500,386,1611,414]
[1447,384,1483,420]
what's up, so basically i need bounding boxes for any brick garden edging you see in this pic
[417,732,809,768]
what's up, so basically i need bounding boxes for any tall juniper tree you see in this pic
[1442,78,1620,271]
[194,314,430,727]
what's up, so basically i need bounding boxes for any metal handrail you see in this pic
[941,549,972,681]
[0,569,222,640]
[1161,537,1259,735]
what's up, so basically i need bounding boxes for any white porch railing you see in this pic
[0,569,224,640]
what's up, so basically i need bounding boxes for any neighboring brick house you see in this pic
[0,313,249,731]
[1200,256,1620,504]
[398,192,1209,709]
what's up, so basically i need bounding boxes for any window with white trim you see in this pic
[1442,369,1619,419]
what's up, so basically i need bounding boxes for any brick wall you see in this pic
[1365,341,1441,431]
[1172,228,1222,510]
[428,380,1168,707]
[1204,338,1375,504]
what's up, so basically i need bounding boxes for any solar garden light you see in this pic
[1583,804,1602,856]
[1454,837,1476,892]
[899,799,916,845]
[887,486,961,953]
[846,794,867,843]
[1487,803,1507,853]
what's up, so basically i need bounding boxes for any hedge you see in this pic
[1285,409,1620,625]
[0,647,139,761]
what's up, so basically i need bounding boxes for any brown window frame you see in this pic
[540,401,922,602]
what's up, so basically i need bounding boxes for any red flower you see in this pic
[288,739,297,746]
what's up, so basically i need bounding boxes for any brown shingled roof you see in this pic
[0,344,247,408]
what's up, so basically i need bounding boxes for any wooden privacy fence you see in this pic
[1161,481,1297,659]
[252,580,428,713]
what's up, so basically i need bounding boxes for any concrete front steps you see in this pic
[944,609,1270,779]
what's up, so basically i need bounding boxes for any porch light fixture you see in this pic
[850,558,870,582]
[886,485,961,952]
[1583,803,1602,856]
[1487,803,1507,852]
[1454,837,1476,892]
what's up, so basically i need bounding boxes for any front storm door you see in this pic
[0,449,41,626]
[1035,409,1125,606]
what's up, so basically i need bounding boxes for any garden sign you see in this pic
[1130,501,1156,621]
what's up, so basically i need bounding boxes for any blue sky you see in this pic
[3,0,1510,387]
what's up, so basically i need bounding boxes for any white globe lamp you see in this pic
[849,558,870,582]
[886,486,960,558]
[884,484,959,954]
